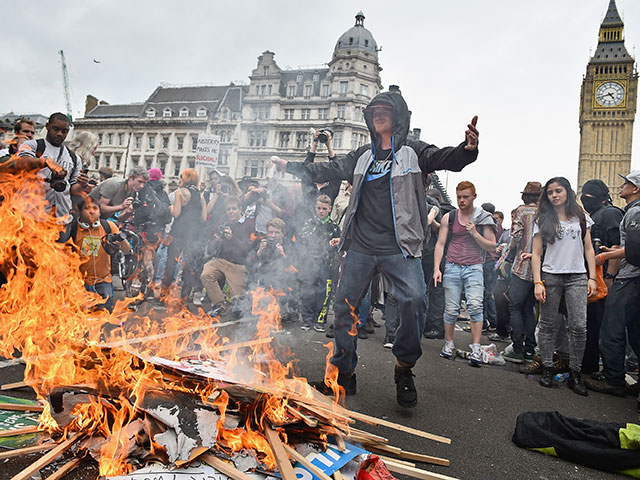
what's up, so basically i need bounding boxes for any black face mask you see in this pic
[580,195,604,214]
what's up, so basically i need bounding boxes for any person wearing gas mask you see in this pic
[579,179,624,376]
[16,112,87,224]
[271,91,479,408]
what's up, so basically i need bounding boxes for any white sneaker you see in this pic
[469,347,482,367]
[440,342,455,359]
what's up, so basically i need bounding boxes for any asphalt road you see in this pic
[0,308,638,480]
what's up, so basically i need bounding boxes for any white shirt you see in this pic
[534,215,594,274]
[18,139,83,222]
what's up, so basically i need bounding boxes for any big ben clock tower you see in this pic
[578,0,638,205]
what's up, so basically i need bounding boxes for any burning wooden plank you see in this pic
[200,452,256,480]
[1,381,29,391]
[264,425,297,480]
[283,443,333,480]
[0,425,42,438]
[45,457,83,480]
[0,443,56,460]
[9,431,84,480]
[0,402,44,412]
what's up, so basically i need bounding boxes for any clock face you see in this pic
[596,81,625,107]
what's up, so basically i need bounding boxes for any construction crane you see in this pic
[58,50,73,121]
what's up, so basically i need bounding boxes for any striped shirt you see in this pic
[510,204,537,282]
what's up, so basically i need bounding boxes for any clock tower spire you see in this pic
[577,0,638,205]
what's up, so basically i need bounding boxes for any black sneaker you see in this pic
[357,328,369,339]
[567,370,588,397]
[325,324,334,338]
[423,330,444,339]
[311,372,357,396]
[314,323,326,332]
[539,367,555,388]
[383,335,394,349]
[394,366,417,408]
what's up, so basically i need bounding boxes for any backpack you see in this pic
[35,139,79,180]
[624,205,640,267]
[134,184,171,227]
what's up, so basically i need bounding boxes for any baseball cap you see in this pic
[618,170,640,188]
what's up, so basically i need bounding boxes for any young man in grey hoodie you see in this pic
[433,181,496,366]
[273,91,479,407]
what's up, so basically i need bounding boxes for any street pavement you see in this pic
[0,308,637,480]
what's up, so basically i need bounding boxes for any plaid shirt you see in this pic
[510,204,537,282]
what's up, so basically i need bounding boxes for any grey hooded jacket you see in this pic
[286,92,477,257]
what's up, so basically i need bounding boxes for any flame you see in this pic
[345,299,361,336]
[0,171,348,476]
[284,264,298,273]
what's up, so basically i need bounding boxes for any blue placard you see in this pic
[293,442,369,480]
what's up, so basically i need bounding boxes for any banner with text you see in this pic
[195,134,221,169]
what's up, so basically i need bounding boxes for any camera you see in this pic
[216,225,230,237]
[131,198,142,209]
[219,184,231,195]
[46,177,67,192]
[317,128,333,144]
[102,232,127,256]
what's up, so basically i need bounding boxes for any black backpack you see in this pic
[624,206,640,267]
[35,139,79,180]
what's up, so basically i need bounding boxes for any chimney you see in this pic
[389,85,402,95]
[85,95,99,116]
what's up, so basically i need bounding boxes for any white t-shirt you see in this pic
[19,139,83,222]
[533,215,594,274]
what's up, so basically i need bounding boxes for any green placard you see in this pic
[0,394,44,449]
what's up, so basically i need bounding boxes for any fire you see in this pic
[345,299,361,336]
[0,169,348,476]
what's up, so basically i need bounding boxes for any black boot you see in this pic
[567,369,588,396]
[539,366,554,388]
[394,365,417,408]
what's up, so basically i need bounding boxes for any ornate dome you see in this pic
[333,12,378,59]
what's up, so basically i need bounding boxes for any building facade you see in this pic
[74,12,384,188]
[578,0,638,204]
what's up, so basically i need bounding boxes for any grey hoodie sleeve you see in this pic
[285,147,363,184]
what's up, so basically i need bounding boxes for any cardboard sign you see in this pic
[195,134,221,169]
[108,461,230,480]
[293,442,368,480]
[0,394,42,448]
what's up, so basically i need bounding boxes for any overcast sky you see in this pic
[3,0,640,220]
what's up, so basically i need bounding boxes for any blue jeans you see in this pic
[85,281,115,312]
[332,250,426,373]
[357,287,371,331]
[443,262,484,324]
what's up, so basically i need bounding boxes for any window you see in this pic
[296,73,303,82]
[135,136,141,149]
[174,160,181,177]
[360,84,369,96]
[321,84,329,97]
[263,66,269,75]
[249,131,267,147]
[301,109,311,120]
[339,81,348,94]
[267,84,272,95]
[188,157,195,169]
[146,109,156,118]
[158,155,167,174]
[318,108,328,120]
[148,135,155,149]
[354,106,363,121]
[313,73,319,82]
[163,108,172,118]
[259,85,266,96]
[333,131,343,148]
[219,149,230,166]
[177,136,184,150]
[98,133,103,145]
[115,154,122,171]
[254,105,270,120]
[191,136,198,151]
[279,132,290,148]
[244,159,265,178]
[295,132,308,149]
[162,136,169,149]
[118,133,124,146]
[196,107,207,117]
[131,155,139,167]
[284,109,295,120]
[352,133,366,148]
[107,133,113,145]
[288,85,296,98]
[179,107,189,117]
[337,104,345,119]
[304,84,313,98]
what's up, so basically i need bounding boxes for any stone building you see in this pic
[577,0,638,204]
[74,12,386,188]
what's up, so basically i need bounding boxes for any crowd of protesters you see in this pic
[1,98,639,412]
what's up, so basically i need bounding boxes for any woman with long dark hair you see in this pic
[531,177,596,395]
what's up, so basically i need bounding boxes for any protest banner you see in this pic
[195,134,221,169]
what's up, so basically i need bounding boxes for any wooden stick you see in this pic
[286,404,317,428]
[0,443,55,460]
[0,426,42,438]
[383,459,460,480]
[348,411,451,445]
[264,425,296,480]
[364,443,451,468]
[46,457,82,480]
[283,444,333,480]
[347,427,388,444]
[334,434,346,451]
[375,454,415,468]
[1,381,28,391]
[0,403,43,412]
[181,337,274,358]
[333,472,345,480]
[297,403,354,426]
[200,452,255,480]
[10,431,84,480]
